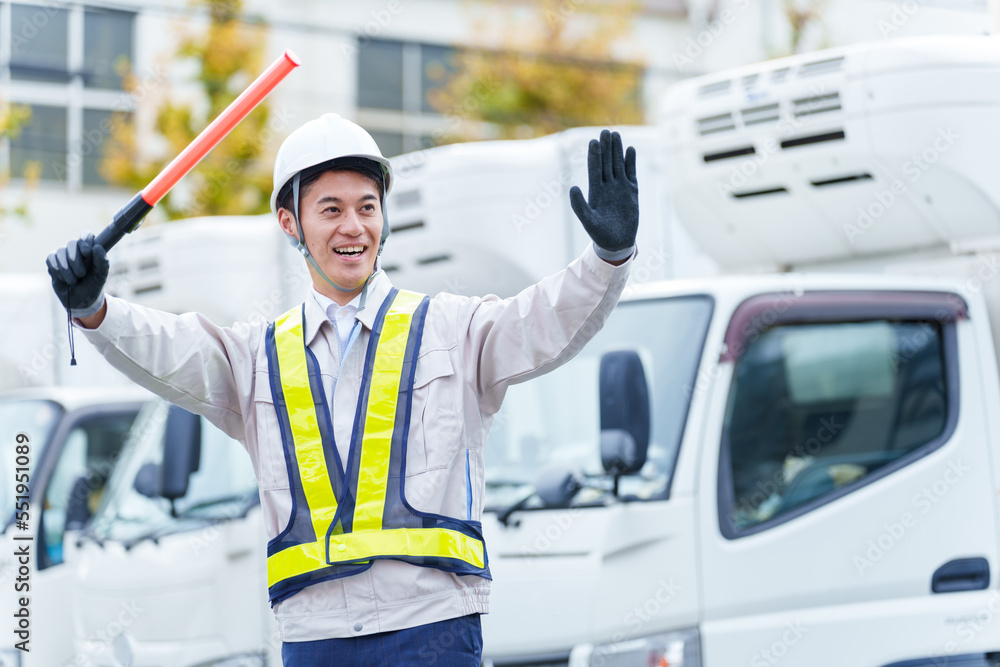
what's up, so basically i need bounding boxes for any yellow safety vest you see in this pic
[264,288,489,604]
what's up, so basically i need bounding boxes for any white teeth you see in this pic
[334,245,365,255]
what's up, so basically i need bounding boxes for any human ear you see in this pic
[277,208,300,242]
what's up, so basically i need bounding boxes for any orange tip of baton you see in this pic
[141,49,302,206]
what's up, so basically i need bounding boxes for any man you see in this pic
[47,114,638,666]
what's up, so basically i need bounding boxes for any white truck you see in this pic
[480,34,1000,666]
[0,271,155,667]
[69,399,274,667]
[62,32,1000,667]
[56,218,311,667]
[0,385,149,667]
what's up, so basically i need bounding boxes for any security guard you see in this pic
[47,114,638,666]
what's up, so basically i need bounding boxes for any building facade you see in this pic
[0,0,992,273]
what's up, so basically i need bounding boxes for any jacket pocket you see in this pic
[407,348,463,476]
[253,370,286,492]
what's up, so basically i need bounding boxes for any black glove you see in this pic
[46,233,109,317]
[569,130,638,259]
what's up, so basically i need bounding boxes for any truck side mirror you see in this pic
[134,462,161,498]
[160,406,202,504]
[599,350,650,491]
[535,465,583,509]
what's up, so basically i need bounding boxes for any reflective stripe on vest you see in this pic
[264,288,489,603]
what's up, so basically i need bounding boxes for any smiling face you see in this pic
[278,169,384,305]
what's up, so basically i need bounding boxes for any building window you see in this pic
[356,38,456,157]
[420,43,453,114]
[83,7,133,90]
[82,108,129,186]
[9,3,70,83]
[358,39,404,111]
[1,2,135,188]
[10,104,66,181]
[367,129,404,159]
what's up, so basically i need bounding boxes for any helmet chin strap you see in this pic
[291,172,380,311]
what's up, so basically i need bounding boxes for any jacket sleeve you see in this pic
[75,295,262,441]
[443,243,632,415]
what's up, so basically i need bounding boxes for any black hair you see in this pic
[276,159,385,217]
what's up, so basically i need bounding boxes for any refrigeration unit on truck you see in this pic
[0,386,148,667]
[0,274,137,390]
[480,34,1000,667]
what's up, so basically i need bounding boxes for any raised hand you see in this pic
[46,233,109,317]
[569,130,639,257]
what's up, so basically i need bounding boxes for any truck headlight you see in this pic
[193,653,267,667]
[568,628,701,667]
[0,648,22,667]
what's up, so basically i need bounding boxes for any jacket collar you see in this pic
[300,270,394,346]
[357,270,394,331]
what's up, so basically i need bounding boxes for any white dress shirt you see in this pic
[310,287,362,466]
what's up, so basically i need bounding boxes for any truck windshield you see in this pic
[0,400,63,527]
[87,400,258,543]
[484,295,713,510]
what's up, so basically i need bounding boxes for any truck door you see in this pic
[698,291,1000,666]
[32,403,140,667]
[36,406,141,568]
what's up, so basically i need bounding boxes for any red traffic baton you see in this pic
[95,49,301,251]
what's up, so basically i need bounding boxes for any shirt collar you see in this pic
[311,286,360,322]
[301,271,394,346]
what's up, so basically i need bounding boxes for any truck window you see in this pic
[0,400,62,528]
[88,402,259,544]
[40,412,136,567]
[485,295,713,508]
[723,319,949,534]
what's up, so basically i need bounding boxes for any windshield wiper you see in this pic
[496,493,535,527]
[176,492,260,519]
[486,479,536,527]
[120,493,260,549]
[123,522,187,550]
[494,469,622,527]
[485,479,530,488]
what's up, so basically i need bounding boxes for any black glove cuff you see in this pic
[594,244,634,263]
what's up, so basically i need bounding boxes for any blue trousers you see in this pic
[281,613,483,666]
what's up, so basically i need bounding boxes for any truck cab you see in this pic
[481,273,1000,666]
[69,399,277,667]
[479,33,1000,667]
[0,386,148,667]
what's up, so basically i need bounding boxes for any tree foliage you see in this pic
[779,0,829,55]
[0,101,37,225]
[430,0,645,141]
[100,0,274,220]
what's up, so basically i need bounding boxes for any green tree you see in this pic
[779,0,830,55]
[0,101,37,226]
[430,0,645,142]
[101,0,274,219]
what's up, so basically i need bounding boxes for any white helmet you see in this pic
[271,113,394,299]
[270,113,393,216]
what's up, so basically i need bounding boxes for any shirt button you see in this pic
[353,622,363,632]
[338,544,347,552]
